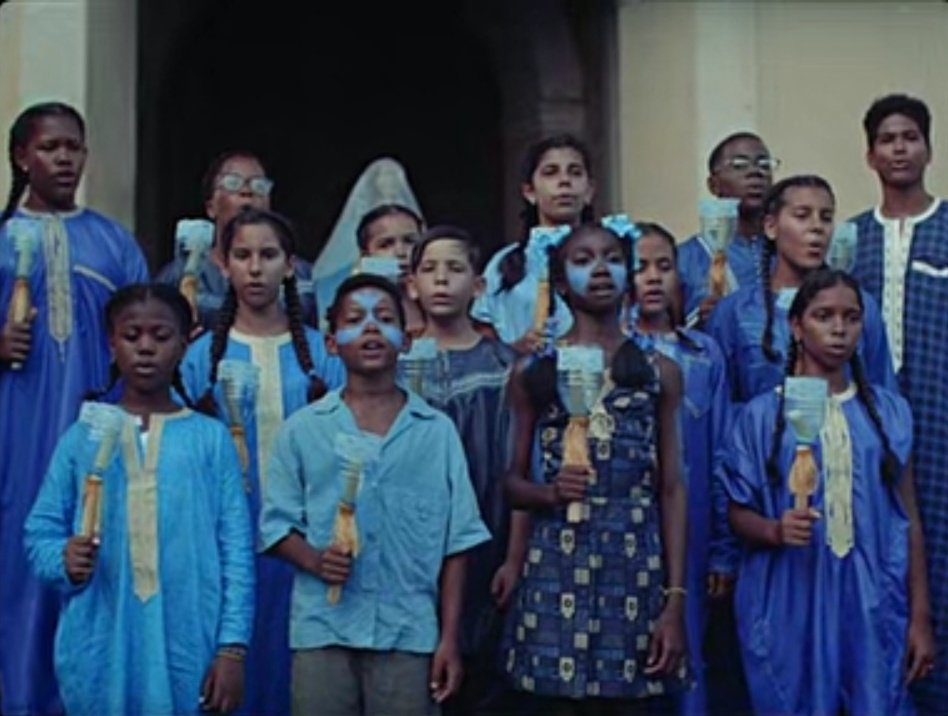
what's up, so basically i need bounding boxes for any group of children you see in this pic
[0,92,940,716]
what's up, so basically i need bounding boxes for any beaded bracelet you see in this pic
[661,586,687,598]
[217,645,248,662]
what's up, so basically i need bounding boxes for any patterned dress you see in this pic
[504,353,688,700]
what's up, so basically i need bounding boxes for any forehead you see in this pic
[536,147,587,171]
[364,211,419,241]
[781,185,835,209]
[231,222,284,247]
[564,227,621,253]
[720,136,768,159]
[804,283,861,309]
[28,115,83,143]
[218,155,265,178]
[112,298,180,325]
[340,287,397,312]
[875,113,922,136]
[637,232,675,258]
[418,238,471,263]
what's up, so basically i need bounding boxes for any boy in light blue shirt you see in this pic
[260,273,490,716]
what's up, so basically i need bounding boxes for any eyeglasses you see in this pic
[716,156,781,173]
[216,173,274,196]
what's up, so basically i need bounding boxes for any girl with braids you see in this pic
[181,207,344,716]
[471,134,595,353]
[0,101,148,716]
[720,268,935,716]
[24,283,254,715]
[156,149,319,331]
[502,222,688,714]
[706,175,896,410]
[631,222,732,716]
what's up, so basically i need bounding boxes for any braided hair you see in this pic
[2,102,86,230]
[497,134,595,293]
[84,283,195,408]
[766,268,899,485]
[196,208,327,416]
[759,175,835,363]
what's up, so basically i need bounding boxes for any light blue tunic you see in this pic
[720,387,914,716]
[181,326,345,716]
[24,409,254,716]
[0,208,148,716]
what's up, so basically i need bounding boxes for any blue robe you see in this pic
[181,327,345,716]
[0,208,148,716]
[852,201,948,712]
[677,233,763,325]
[650,329,730,716]
[706,283,897,408]
[719,386,914,716]
[23,408,254,716]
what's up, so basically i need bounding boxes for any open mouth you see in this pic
[133,363,158,377]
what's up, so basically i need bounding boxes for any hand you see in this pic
[778,507,820,546]
[645,601,686,676]
[200,654,244,713]
[64,535,98,584]
[511,329,544,355]
[313,545,352,585]
[429,637,462,704]
[552,465,592,504]
[905,615,937,683]
[707,572,736,599]
[0,308,36,364]
[491,561,520,609]
[697,295,720,326]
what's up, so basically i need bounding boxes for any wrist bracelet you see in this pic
[217,645,247,662]
[662,586,687,598]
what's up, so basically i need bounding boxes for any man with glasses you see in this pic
[157,150,318,331]
[678,132,779,328]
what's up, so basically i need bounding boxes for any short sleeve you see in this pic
[442,421,491,557]
[259,420,308,552]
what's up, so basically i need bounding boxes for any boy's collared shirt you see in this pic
[260,388,490,654]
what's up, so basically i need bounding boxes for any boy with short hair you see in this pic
[260,273,490,716]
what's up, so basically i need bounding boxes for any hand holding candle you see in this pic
[6,218,41,370]
[175,219,214,323]
[784,377,828,510]
[526,225,571,343]
[698,198,740,299]
[218,360,259,488]
[77,402,127,544]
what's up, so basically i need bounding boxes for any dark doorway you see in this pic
[137,1,504,271]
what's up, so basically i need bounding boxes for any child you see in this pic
[181,208,345,716]
[156,150,318,330]
[404,225,527,715]
[632,222,732,716]
[0,101,149,716]
[503,222,688,714]
[24,283,254,715]
[260,273,490,716]
[720,268,935,715]
[706,175,897,409]
[471,134,595,352]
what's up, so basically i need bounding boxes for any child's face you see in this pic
[328,288,407,373]
[634,233,677,320]
[14,115,87,213]
[362,212,421,282]
[223,223,293,311]
[109,298,186,396]
[557,228,627,313]
[764,186,834,274]
[205,156,271,229]
[707,136,773,215]
[522,147,594,226]
[867,113,931,190]
[791,283,863,373]
[408,239,483,320]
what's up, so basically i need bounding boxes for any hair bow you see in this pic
[600,213,641,269]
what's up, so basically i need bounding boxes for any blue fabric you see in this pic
[677,233,763,324]
[260,389,490,653]
[23,409,254,716]
[852,201,948,712]
[651,330,731,716]
[705,283,897,408]
[181,327,344,716]
[0,208,148,716]
[503,349,688,700]
[471,243,574,344]
[156,252,318,330]
[396,337,517,658]
[719,386,914,716]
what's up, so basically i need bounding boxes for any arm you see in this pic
[491,509,531,608]
[430,553,466,703]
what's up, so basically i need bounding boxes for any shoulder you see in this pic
[293,256,314,277]
[849,207,876,226]
[482,242,518,274]
[740,388,780,427]
[479,336,518,368]
[75,208,135,238]
[303,324,328,346]
[155,258,183,283]
[676,234,704,257]
[185,330,213,356]
[868,385,912,425]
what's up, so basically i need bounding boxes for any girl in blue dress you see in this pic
[503,221,688,714]
[706,175,896,409]
[182,208,345,716]
[720,269,935,716]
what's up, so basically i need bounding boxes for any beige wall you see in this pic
[617,0,948,240]
[0,0,135,229]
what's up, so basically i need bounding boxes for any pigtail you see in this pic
[850,354,899,485]
[615,240,657,389]
[0,167,28,230]
[760,237,781,363]
[196,286,238,416]
[766,341,797,485]
[284,274,328,403]
[172,367,195,409]
[82,362,121,403]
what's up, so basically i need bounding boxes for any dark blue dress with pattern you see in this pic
[503,353,688,701]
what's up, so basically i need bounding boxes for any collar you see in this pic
[311,386,437,420]
[873,198,941,225]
